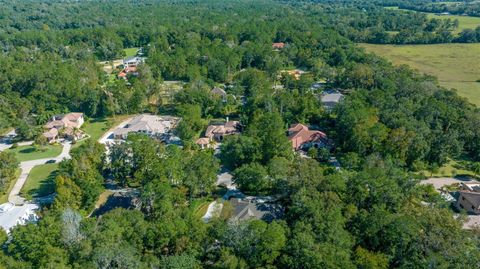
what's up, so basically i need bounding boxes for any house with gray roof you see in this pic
[112,114,179,140]
[123,56,145,67]
[229,198,283,222]
[321,91,344,111]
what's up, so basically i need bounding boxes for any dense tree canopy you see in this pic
[1,1,480,268]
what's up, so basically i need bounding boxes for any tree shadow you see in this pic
[28,170,58,198]
[19,147,36,154]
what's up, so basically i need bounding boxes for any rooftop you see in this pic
[0,203,39,234]
[460,191,480,209]
[113,114,178,137]
[321,93,344,103]
[230,198,283,222]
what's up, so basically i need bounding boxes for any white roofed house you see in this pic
[122,56,144,67]
[0,203,39,234]
[112,114,179,141]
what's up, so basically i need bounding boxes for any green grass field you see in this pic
[426,13,480,34]
[420,159,477,178]
[386,6,480,34]
[21,163,58,199]
[7,144,63,162]
[123,47,139,57]
[361,43,480,106]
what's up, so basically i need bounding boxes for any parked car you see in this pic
[0,202,14,213]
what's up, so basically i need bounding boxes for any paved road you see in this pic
[98,117,135,144]
[216,171,235,189]
[202,169,237,221]
[8,142,72,205]
[420,177,477,191]
[0,140,34,152]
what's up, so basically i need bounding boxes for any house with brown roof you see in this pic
[205,120,240,141]
[42,128,58,143]
[195,137,212,149]
[287,123,328,151]
[43,113,85,142]
[196,120,241,148]
[272,42,286,50]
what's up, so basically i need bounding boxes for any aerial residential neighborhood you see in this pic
[2,0,480,268]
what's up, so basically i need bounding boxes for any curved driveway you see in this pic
[8,142,72,205]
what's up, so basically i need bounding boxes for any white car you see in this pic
[0,202,14,213]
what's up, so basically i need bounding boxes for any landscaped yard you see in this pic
[74,115,133,148]
[21,163,58,199]
[123,47,139,57]
[420,159,478,178]
[191,198,212,219]
[7,144,63,162]
[361,43,480,106]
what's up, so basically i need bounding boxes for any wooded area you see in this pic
[1,0,480,268]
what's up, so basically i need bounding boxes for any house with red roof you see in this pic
[287,123,329,151]
[272,42,286,50]
[118,66,138,80]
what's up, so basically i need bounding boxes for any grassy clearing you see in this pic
[0,169,20,204]
[7,144,63,162]
[420,159,477,178]
[74,115,133,148]
[194,202,211,219]
[123,47,139,57]
[21,163,58,199]
[425,13,480,34]
[361,43,480,106]
[190,198,213,219]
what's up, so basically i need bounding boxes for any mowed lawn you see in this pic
[21,163,58,199]
[361,43,480,106]
[74,115,133,148]
[123,47,139,57]
[7,144,63,162]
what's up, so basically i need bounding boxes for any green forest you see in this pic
[0,0,480,268]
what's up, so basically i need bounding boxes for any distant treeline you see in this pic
[383,0,480,17]
[282,0,480,43]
